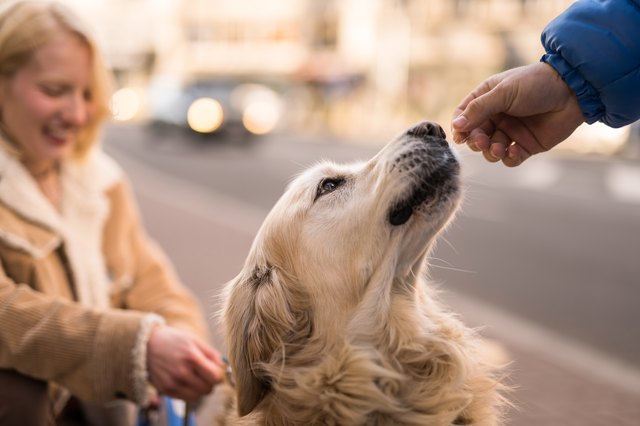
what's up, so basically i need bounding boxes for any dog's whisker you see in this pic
[438,235,460,256]
[288,159,309,170]
[427,255,477,274]
[427,263,478,274]
[426,255,456,267]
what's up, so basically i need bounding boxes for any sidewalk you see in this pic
[109,144,640,426]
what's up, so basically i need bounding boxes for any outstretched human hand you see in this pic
[146,325,225,403]
[451,62,585,166]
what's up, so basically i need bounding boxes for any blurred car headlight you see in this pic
[111,87,141,122]
[231,83,282,135]
[243,100,280,135]
[187,97,224,133]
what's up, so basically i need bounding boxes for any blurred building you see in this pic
[178,0,573,139]
[69,0,623,144]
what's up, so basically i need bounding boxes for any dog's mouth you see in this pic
[388,164,457,225]
[388,122,459,226]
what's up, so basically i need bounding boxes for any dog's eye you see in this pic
[316,177,344,199]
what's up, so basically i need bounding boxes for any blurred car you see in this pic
[146,75,285,138]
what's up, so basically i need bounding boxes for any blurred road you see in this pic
[104,123,640,424]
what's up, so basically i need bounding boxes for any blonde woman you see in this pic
[0,1,224,424]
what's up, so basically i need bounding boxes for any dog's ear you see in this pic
[225,263,312,417]
[225,268,269,416]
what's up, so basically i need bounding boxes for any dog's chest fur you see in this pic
[218,285,501,426]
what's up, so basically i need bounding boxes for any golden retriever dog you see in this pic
[219,121,506,425]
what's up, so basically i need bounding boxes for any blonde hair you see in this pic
[0,0,112,158]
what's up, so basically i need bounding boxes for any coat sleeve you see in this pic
[540,0,640,127]
[103,177,210,342]
[0,262,162,403]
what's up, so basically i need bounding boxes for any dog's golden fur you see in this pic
[219,122,506,425]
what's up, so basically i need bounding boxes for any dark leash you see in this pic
[183,402,193,426]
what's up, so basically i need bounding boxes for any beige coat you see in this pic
[0,143,209,407]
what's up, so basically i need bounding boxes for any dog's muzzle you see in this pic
[388,121,459,226]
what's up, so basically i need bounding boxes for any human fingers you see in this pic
[452,128,470,145]
[189,344,225,386]
[464,128,490,152]
[149,369,205,402]
[462,118,498,152]
[452,76,498,119]
[482,149,499,163]
[195,339,225,368]
[147,327,220,397]
[150,352,213,398]
[453,89,511,140]
[170,336,224,393]
[481,130,511,163]
[453,74,508,129]
[490,115,547,167]
[502,143,531,167]
[160,375,209,403]
[451,78,499,144]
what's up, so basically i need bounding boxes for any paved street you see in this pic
[104,123,640,425]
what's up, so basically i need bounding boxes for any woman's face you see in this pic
[0,33,95,166]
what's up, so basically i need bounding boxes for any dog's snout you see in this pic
[407,121,447,141]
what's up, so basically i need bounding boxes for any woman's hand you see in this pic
[451,62,585,166]
[146,325,225,402]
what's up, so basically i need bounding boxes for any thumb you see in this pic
[453,84,508,132]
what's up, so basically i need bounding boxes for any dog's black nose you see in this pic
[406,121,447,141]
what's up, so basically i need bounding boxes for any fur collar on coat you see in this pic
[0,142,122,309]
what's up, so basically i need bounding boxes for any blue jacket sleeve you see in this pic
[541,0,640,128]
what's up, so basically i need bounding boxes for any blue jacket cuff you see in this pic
[540,53,602,125]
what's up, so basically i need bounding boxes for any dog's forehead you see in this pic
[292,160,363,188]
